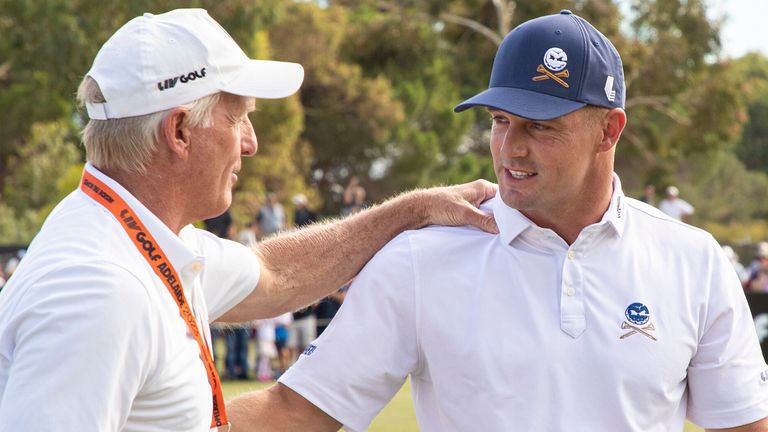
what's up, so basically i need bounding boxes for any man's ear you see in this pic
[161,107,192,160]
[598,108,627,153]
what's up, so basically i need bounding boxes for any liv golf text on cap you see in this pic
[85,9,304,120]
[455,10,625,121]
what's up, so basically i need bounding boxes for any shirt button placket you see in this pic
[561,249,585,338]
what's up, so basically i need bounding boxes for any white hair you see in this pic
[77,77,220,174]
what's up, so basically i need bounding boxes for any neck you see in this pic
[101,166,189,235]
[525,173,615,246]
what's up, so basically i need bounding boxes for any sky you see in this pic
[708,0,768,58]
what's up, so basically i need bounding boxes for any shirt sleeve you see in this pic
[278,232,419,432]
[686,240,768,428]
[0,262,156,431]
[194,228,260,321]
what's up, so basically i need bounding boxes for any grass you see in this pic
[223,379,704,431]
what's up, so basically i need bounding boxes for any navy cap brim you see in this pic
[454,87,586,121]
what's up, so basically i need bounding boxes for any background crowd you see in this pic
[2,177,768,380]
[201,177,368,381]
[639,184,768,294]
[2,0,768,381]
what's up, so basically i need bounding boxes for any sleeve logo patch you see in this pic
[302,344,317,356]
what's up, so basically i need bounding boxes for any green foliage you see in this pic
[342,5,476,191]
[680,151,768,225]
[0,120,83,243]
[731,54,768,173]
[611,0,738,189]
[1,0,768,241]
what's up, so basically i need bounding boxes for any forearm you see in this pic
[220,180,496,321]
[227,383,341,431]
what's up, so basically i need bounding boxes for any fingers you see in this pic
[461,203,499,234]
[457,179,497,206]
[473,179,498,204]
[425,180,497,233]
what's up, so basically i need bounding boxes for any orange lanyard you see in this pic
[80,168,228,429]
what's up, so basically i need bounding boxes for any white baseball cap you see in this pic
[293,193,308,205]
[666,185,679,197]
[85,8,304,120]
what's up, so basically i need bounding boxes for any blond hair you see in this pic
[76,77,220,174]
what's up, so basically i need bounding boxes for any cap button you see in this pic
[559,9,573,15]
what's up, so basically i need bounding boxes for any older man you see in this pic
[229,10,768,432]
[0,9,497,432]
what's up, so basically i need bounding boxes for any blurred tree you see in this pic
[615,0,744,188]
[0,0,91,197]
[0,120,81,243]
[1,0,767,241]
[342,3,477,194]
[680,151,768,224]
[266,2,405,214]
[426,0,745,194]
[0,0,313,238]
[731,53,768,173]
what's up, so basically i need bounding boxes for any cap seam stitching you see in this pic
[573,15,590,103]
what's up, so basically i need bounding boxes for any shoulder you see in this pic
[391,224,493,250]
[3,192,157,312]
[624,197,717,250]
[366,224,496,272]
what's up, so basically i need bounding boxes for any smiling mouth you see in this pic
[507,169,536,180]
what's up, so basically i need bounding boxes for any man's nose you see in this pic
[500,126,528,158]
[241,117,257,157]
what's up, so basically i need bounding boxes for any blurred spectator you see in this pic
[0,249,27,292]
[315,286,348,337]
[221,224,261,380]
[4,256,20,280]
[258,192,285,236]
[288,193,319,364]
[638,184,656,206]
[658,186,694,222]
[225,325,251,380]
[238,219,260,249]
[745,242,768,292]
[288,305,317,364]
[722,245,748,284]
[203,210,240,377]
[341,176,360,210]
[209,322,228,375]
[274,312,293,377]
[293,194,318,227]
[341,186,368,217]
[203,209,233,238]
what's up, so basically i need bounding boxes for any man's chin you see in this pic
[499,192,529,210]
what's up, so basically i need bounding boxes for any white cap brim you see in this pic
[223,59,304,99]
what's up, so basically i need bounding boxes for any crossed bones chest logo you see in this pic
[533,47,570,88]
[620,302,657,341]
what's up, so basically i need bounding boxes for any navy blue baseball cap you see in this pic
[454,10,625,120]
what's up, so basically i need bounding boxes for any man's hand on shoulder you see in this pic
[411,179,498,234]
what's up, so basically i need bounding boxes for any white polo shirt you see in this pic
[0,164,260,432]
[280,175,768,431]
